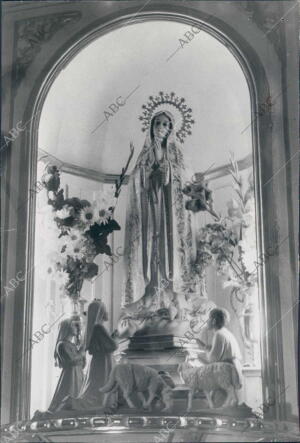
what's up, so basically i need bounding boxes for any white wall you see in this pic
[38,21,251,177]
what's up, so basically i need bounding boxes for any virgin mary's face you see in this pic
[152,114,171,142]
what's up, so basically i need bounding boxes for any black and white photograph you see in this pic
[1,1,299,442]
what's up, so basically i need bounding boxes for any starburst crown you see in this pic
[139,91,195,143]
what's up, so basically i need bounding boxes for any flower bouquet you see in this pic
[195,222,238,277]
[41,164,121,300]
[192,154,256,294]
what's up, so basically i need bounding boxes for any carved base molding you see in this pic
[2,415,300,442]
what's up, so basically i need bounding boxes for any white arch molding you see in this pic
[5,5,293,423]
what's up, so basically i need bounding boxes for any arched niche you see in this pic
[2,3,297,424]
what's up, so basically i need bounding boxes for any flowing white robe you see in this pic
[123,112,195,313]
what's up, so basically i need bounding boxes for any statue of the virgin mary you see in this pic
[121,93,196,327]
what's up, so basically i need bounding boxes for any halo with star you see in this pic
[139,92,195,143]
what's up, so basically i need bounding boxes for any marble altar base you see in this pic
[117,333,206,386]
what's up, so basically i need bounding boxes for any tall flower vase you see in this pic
[71,294,88,320]
[71,293,81,315]
[70,294,88,347]
[70,278,85,314]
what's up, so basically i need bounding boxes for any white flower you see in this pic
[63,241,84,259]
[56,270,70,286]
[95,208,112,225]
[67,228,84,242]
[56,206,72,219]
[80,206,95,226]
[46,250,68,267]
[42,173,52,184]
[227,198,242,219]
[61,228,85,259]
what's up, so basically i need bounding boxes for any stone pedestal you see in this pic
[115,333,230,410]
[116,333,206,385]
